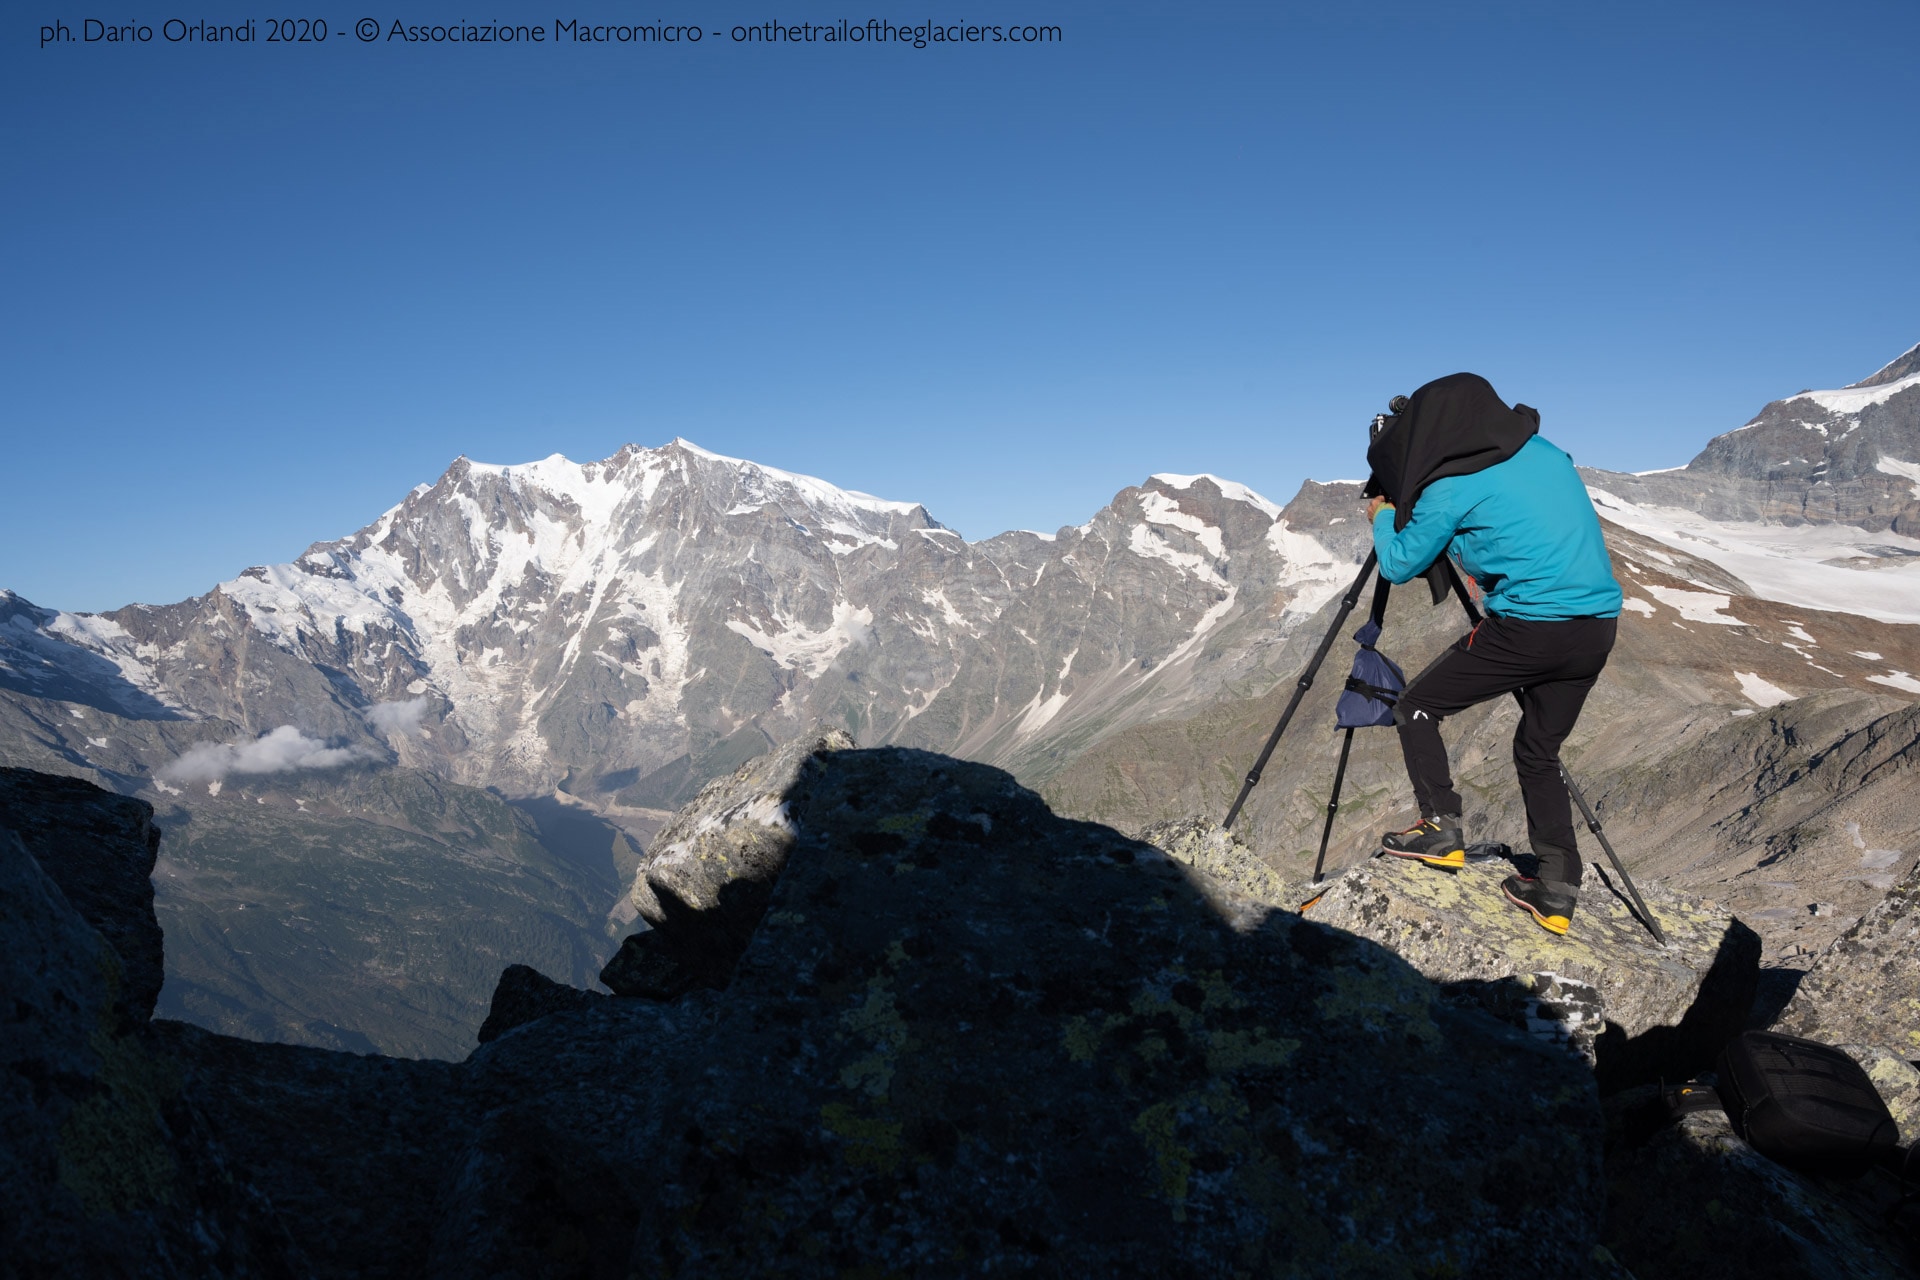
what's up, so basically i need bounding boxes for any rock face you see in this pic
[0,766,166,1023]
[1604,1103,1920,1279]
[604,728,856,996]
[1581,342,1920,532]
[1138,814,1302,906]
[4,757,1616,1276]
[1840,1045,1920,1146]
[0,819,300,1276]
[588,746,1608,1276]
[476,963,609,1044]
[1774,858,1920,1054]
[1285,853,1760,1090]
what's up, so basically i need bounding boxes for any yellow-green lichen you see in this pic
[1315,964,1441,1047]
[1062,1016,1102,1064]
[1205,1028,1300,1073]
[838,977,909,1097]
[1132,1100,1192,1219]
[56,958,180,1218]
[820,1102,904,1174]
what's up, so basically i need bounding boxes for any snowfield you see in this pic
[1587,487,1920,624]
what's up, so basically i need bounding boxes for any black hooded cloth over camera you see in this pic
[1363,372,1540,603]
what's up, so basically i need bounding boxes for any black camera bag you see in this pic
[1713,1030,1901,1176]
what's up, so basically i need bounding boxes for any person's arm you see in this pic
[1369,484,1466,583]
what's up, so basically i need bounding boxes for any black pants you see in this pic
[1394,615,1616,886]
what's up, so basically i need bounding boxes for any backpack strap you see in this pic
[1343,676,1401,705]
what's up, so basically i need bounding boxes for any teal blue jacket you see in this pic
[1370,435,1622,620]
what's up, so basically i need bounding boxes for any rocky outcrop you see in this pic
[1139,814,1301,906]
[603,728,855,997]
[477,963,610,1043]
[560,745,1606,1276]
[1775,858,1920,1054]
[0,825,302,1277]
[18,749,1920,1277]
[1252,843,1758,1090]
[0,766,166,1023]
[1841,1045,1920,1146]
[4,756,1618,1276]
[1604,1101,1920,1278]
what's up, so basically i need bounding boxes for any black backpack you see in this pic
[1668,1031,1909,1178]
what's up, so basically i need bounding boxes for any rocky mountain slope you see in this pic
[1579,341,1920,620]
[1,445,1356,1054]
[0,443,1350,804]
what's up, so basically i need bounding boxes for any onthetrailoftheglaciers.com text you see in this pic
[39,17,1063,48]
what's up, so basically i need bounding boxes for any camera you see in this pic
[1368,395,1410,443]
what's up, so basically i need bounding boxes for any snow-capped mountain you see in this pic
[1579,342,1920,588]
[1,439,1354,813]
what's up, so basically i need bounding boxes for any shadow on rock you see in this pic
[472,743,1610,1277]
[1591,916,1761,1093]
[7,745,1623,1278]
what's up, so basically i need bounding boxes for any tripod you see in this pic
[1222,553,1667,945]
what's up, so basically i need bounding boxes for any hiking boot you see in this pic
[1502,874,1578,936]
[1380,816,1465,869]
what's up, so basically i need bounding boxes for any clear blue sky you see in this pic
[5,1,1916,613]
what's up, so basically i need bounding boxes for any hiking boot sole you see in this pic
[1382,847,1466,870]
[1502,883,1571,935]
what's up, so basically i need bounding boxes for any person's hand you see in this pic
[1366,496,1393,521]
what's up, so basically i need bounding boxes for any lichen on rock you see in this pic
[1286,851,1760,1089]
[1775,858,1920,1054]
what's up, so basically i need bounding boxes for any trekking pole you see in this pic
[1222,551,1378,829]
[1438,561,1666,945]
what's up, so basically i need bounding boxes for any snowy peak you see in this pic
[3,440,1370,804]
[1148,472,1284,521]
[1578,341,1920,538]
[1848,340,1920,389]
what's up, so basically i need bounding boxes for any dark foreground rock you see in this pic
[1604,1100,1920,1278]
[0,826,303,1278]
[0,765,166,1023]
[477,963,610,1044]
[6,750,1615,1277]
[1775,858,1920,1055]
[585,745,1606,1276]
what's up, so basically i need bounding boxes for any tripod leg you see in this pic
[1563,769,1667,946]
[1223,552,1379,828]
[1437,559,1665,944]
[1312,728,1356,883]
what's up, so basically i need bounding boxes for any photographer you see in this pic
[1363,373,1622,935]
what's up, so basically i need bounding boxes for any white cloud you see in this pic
[365,697,431,736]
[160,725,373,784]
